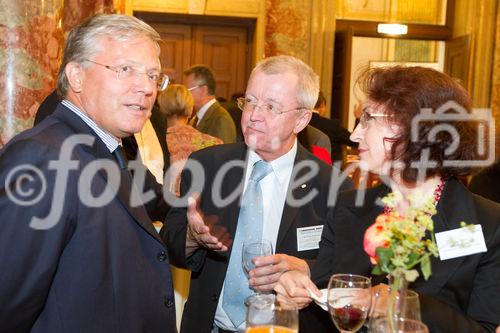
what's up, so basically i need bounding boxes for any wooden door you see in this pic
[192,26,248,99]
[444,35,470,87]
[147,21,250,100]
[150,23,192,84]
[331,27,353,127]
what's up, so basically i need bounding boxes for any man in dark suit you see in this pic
[220,92,244,142]
[184,65,236,143]
[0,14,175,332]
[162,55,352,333]
[309,91,357,163]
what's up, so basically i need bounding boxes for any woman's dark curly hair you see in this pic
[357,66,481,183]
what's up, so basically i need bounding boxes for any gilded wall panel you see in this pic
[335,0,445,24]
[390,0,445,24]
[205,0,261,16]
[336,0,390,21]
[132,0,187,13]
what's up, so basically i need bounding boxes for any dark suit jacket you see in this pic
[220,100,243,142]
[197,101,236,144]
[150,103,170,173]
[161,142,353,333]
[309,112,357,162]
[469,160,500,204]
[311,178,500,333]
[0,104,176,333]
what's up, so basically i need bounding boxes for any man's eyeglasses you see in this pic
[236,97,307,116]
[359,110,389,129]
[84,59,169,91]
[187,84,207,92]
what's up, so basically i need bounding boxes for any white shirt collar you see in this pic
[247,138,297,186]
[196,98,217,125]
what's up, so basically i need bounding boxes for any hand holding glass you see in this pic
[242,240,273,278]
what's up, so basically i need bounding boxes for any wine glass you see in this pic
[242,240,273,279]
[245,294,298,333]
[368,288,421,327]
[327,273,372,333]
[368,317,429,333]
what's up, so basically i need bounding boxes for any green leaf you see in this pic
[406,252,419,267]
[371,265,383,276]
[421,255,432,280]
[376,247,394,273]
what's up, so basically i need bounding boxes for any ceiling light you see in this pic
[377,23,408,35]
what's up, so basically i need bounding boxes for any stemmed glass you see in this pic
[327,274,372,333]
[242,240,273,298]
[242,240,273,278]
[368,288,422,326]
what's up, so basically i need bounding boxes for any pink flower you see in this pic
[363,215,392,264]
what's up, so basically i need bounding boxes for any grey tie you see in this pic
[222,160,273,327]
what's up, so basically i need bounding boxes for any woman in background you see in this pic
[274,66,500,332]
[157,84,223,196]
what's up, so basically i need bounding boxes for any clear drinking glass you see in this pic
[242,240,273,279]
[327,274,372,333]
[368,317,429,333]
[368,288,421,326]
[245,294,298,333]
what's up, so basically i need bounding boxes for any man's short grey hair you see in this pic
[251,55,320,110]
[57,14,161,98]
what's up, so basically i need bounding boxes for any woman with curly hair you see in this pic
[274,66,500,333]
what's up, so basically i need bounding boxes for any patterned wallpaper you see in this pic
[264,0,311,62]
[0,0,115,147]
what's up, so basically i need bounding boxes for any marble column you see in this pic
[0,0,116,148]
[0,0,64,147]
[264,0,311,61]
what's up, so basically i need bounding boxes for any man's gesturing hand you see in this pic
[185,195,232,255]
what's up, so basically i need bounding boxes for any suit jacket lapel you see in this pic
[276,144,314,248]
[197,102,218,132]
[223,145,248,246]
[53,104,165,245]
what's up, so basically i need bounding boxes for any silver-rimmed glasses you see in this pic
[187,85,203,91]
[236,97,308,116]
[358,111,388,129]
[84,59,169,91]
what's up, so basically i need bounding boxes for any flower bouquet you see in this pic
[363,191,440,330]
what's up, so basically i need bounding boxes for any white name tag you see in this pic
[435,224,487,260]
[297,225,323,251]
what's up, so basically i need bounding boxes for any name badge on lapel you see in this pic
[297,225,323,251]
[435,224,487,260]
